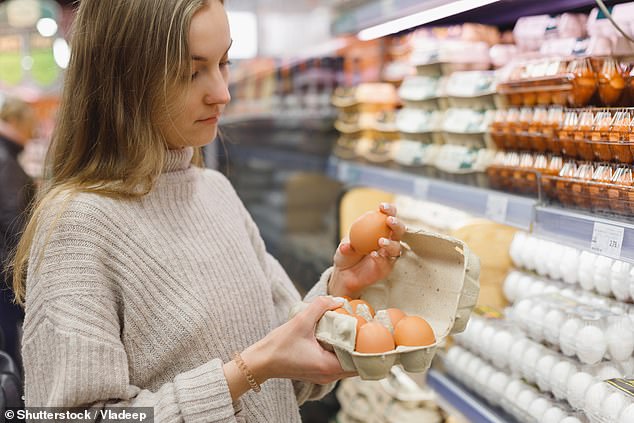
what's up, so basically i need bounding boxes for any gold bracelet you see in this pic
[234,351,261,393]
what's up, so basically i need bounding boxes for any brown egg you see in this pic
[349,299,375,317]
[355,321,395,353]
[386,308,406,327]
[352,315,367,333]
[394,316,436,347]
[349,210,391,254]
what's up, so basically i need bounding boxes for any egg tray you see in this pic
[557,135,634,163]
[486,165,540,196]
[444,346,587,423]
[540,175,634,217]
[489,130,553,153]
[583,380,634,423]
[510,293,634,366]
[290,229,480,380]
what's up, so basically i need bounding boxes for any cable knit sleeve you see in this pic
[22,197,238,423]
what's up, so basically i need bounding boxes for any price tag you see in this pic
[591,222,624,259]
[485,194,508,223]
[413,179,430,200]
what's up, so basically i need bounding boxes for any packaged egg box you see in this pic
[444,70,503,109]
[510,293,634,365]
[331,83,400,111]
[395,109,444,141]
[444,346,587,423]
[508,232,634,303]
[497,56,633,108]
[486,152,559,196]
[290,229,480,380]
[353,134,400,165]
[336,375,443,423]
[458,314,633,414]
[333,134,360,161]
[554,109,634,163]
[334,110,398,134]
[453,312,517,369]
[489,107,563,152]
[398,76,447,108]
[541,162,634,218]
[391,141,439,170]
[582,379,634,423]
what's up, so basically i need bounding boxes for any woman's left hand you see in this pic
[328,203,407,298]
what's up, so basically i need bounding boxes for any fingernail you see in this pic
[381,202,389,210]
[370,251,379,258]
[332,297,346,304]
[380,238,390,246]
[388,216,397,225]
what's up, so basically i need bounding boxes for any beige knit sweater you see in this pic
[22,147,334,422]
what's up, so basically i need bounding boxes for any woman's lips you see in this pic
[197,115,219,124]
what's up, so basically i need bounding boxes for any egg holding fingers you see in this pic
[349,211,391,254]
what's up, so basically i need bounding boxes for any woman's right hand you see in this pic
[242,296,356,385]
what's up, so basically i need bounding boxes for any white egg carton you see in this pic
[444,345,587,423]
[290,229,480,380]
[509,231,634,302]
[456,309,634,414]
[582,380,634,423]
[510,293,634,365]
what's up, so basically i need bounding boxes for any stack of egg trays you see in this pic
[444,345,588,423]
[456,314,633,417]
[509,293,634,366]
[508,231,634,303]
[582,379,634,423]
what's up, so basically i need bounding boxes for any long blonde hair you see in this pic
[12,0,217,304]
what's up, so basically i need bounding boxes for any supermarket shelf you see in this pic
[427,369,516,423]
[534,206,634,262]
[328,157,536,230]
[221,111,336,130]
[227,145,330,172]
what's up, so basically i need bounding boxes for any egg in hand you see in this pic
[349,210,391,254]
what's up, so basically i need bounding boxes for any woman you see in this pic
[12,1,405,422]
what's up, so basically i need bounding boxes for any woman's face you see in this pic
[161,1,232,149]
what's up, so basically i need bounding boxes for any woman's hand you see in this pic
[241,296,356,386]
[328,203,406,299]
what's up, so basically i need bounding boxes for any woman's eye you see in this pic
[220,60,232,68]
[191,71,199,80]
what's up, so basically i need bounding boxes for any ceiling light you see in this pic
[357,0,502,41]
[36,17,58,37]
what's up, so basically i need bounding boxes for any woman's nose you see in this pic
[204,75,231,105]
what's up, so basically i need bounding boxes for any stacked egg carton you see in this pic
[497,231,634,422]
[453,312,634,422]
[509,232,634,304]
[331,83,400,163]
[392,29,499,186]
[335,371,445,423]
[444,343,588,423]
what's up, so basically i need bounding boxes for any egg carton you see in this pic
[455,306,634,414]
[503,269,633,319]
[508,232,634,302]
[582,380,634,423]
[290,229,480,380]
[444,346,587,423]
[510,293,634,365]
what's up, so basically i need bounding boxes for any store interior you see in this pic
[4,0,634,422]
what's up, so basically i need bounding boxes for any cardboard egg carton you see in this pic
[290,229,480,380]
